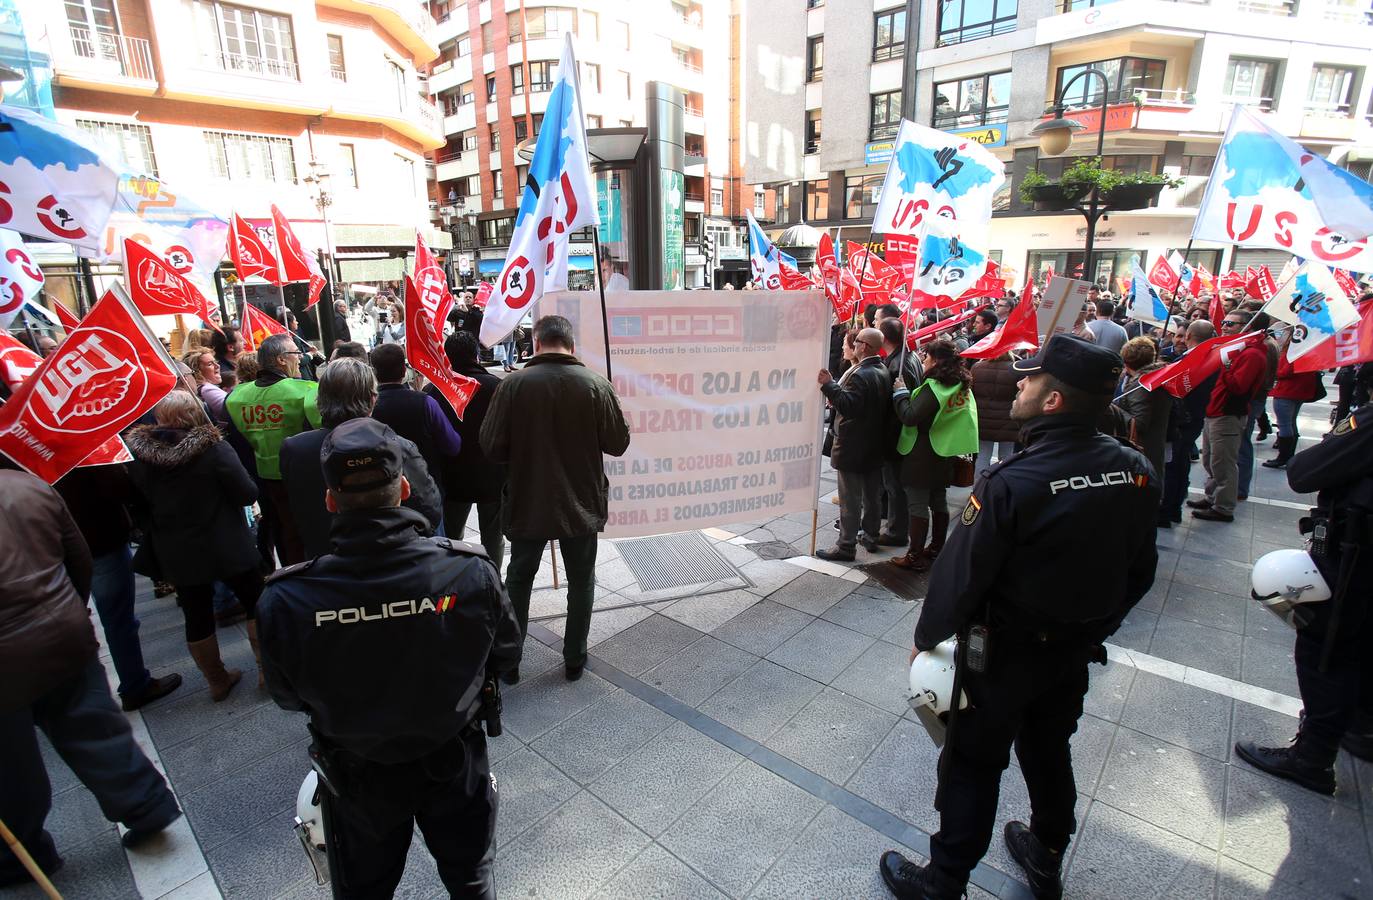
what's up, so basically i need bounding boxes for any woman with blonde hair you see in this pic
[181,347,228,423]
[126,392,263,701]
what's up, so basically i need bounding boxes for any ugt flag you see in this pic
[0,229,45,329]
[1141,330,1267,398]
[229,213,280,284]
[1193,106,1373,270]
[0,284,177,483]
[909,216,988,309]
[1264,261,1360,362]
[239,302,287,353]
[1125,256,1171,325]
[481,34,596,348]
[413,233,453,345]
[746,210,796,289]
[271,205,326,307]
[124,238,217,328]
[1148,254,1180,294]
[405,275,479,418]
[871,119,1005,239]
[0,105,120,249]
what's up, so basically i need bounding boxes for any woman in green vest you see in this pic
[891,339,978,571]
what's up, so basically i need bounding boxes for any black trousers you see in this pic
[929,638,1091,886]
[324,727,497,899]
[1293,553,1373,761]
[1161,419,1205,520]
[0,660,179,883]
[176,568,263,642]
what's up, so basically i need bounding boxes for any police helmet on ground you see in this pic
[1251,548,1330,630]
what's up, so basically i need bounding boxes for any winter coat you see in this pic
[893,378,970,489]
[427,363,506,503]
[1112,362,1172,480]
[480,353,631,540]
[126,423,261,586]
[1269,355,1323,402]
[971,357,1019,443]
[55,464,136,558]
[820,356,893,473]
[882,351,924,460]
[0,471,97,713]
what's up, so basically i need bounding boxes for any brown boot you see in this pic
[245,619,265,690]
[187,636,242,702]
[891,516,929,569]
[927,509,950,561]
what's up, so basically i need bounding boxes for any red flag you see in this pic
[1209,292,1226,330]
[240,302,286,353]
[963,294,1038,360]
[1148,255,1180,293]
[0,286,177,482]
[777,263,816,291]
[910,304,988,349]
[1293,299,1373,373]
[845,241,902,295]
[414,233,454,346]
[1333,268,1359,300]
[473,281,493,310]
[271,205,326,307]
[957,260,1006,303]
[124,239,218,330]
[1245,266,1277,301]
[404,276,479,419]
[1140,330,1266,398]
[1219,270,1246,290]
[815,233,851,319]
[1194,264,1216,294]
[884,234,920,282]
[229,213,280,284]
[53,303,80,332]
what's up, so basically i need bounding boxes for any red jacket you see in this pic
[1269,354,1323,402]
[1206,341,1267,418]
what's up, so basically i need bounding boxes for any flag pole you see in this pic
[1160,239,1194,340]
[590,227,614,381]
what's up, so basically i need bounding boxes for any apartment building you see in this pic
[744,0,1373,288]
[425,0,751,288]
[24,0,449,308]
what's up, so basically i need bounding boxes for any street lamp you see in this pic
[1030,66,1110,283]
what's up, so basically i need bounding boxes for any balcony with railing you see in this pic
[61,26,156,85]
[212,51,299,80]
[1236,0,1295,14]
[316,0,438,61]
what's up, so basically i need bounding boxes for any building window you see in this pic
[193,1,298,79]
[1224,57,1280,109]
[869,90,901,141]
[844,174,883,219]
[754,189,766,215]
[486,75,497,101]
[933,71,1011,130]
[480,216,515,245]
[509,64,524,95]
[337,142,357,187]
[710,188,724,213]
[492,170,504,199]
[389,60,407,110]
[582,62,600,92]
[395,154,415,195]
[587,114,602,128]
[936,0,1017,47]
[527,60,555,93]
[873,7,906,61]
[458,81,474,105]
[806,36,823,81]
[490,128,501,151]
[1056,57,1165,108]
[203,130,297,182]
[480,20,492,46]
[516,165,529,188]
[1037,155,1157,178]
[455,34,471,57]
[584,10,599,39]
[806,179,829,221]
[507,6,577,43]
[1307,65,1357,116]
[514,119,528,142]
[684,214,701,243]
[459,131,478,152]
[616,20,630,50]
[805,108,822,154]
[459,174,480,197]
[326,34,345,81]
[1181,155,1213,177]
[620,70,632,99]
[75,119,159,177]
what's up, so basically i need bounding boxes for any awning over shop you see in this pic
[477,256,593,274]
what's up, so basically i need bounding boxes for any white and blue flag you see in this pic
[1194,106,1373,270]
[745,209,794,289]
[871,119,1005,240]
[481,34,598,347]
[1264,261,1360,362]
[1126,256,1170,325]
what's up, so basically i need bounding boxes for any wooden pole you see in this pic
[550,540,560,590]
[810,508,818,557]
[0,816,61,900]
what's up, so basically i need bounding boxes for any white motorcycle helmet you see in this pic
[908,638,969,747]
[293,771,329,885]
[1251,548,1330,630]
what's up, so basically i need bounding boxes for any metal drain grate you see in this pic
[616,532,744,592]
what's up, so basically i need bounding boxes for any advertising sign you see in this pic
[662,170,685,290]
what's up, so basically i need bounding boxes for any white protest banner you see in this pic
[1036,276,1092,343]
[539,290,828,538]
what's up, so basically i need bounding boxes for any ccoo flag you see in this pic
[871,119,1005,240]
[1263,261,1360,362]
[480,34,597,348]
[1193,106,1373,270]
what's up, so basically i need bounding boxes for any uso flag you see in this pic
[871,119,1005,240]
[481,34,597,348]
[1263,261,1360,363]
[0,284,177,482]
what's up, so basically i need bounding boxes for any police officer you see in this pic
[256,418,522,899]
[1234,402,1373,792]
[879,335,1160,900]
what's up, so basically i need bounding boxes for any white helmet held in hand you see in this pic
[1251,548,1330,630]
[908,638,969,747]
[293,771,330,885]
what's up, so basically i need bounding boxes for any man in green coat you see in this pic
[480,315,631,682]
[225,332,322,565]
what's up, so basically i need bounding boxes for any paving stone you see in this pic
[659,589,761,633]
[1171,553,1253,598]
[1109,608,1158,654]
[738,558,804,596]
[710,599,813,657]
[846,719,942,832]
[698,658,825,743]
[592,615,703,676]
[748,805,923,900]
[45,782,116,854]
[501,666,615,742]
[1238,636,1299,697]
[1083,660,1136,724]
[511,635,565,680]
[179,737,310,852]
[658,761,825,898]
[764,687,898,784]
[139,671,276,751]
[1064,713,1119,795]
[1215,856,1311,900]
[1147,616,1242,679]
[831,638,912,717]
[764,618,874,684]
[491,746,579,849]
[590,843,727,900]
[494,791,649,900]
[767,569,854,615]
[1,830,140,900]
[204,809,317,900]
[640,635,756,706]
[543,602,653,648]
[1229,700,1360,809]
[531,690,676,785]
[589,722,743,837]
[1223,766,1371,895]
[1134,577,1168,614]
[159,702,307,795]
[1242,597,1293,647]
[485,729,524,767]
[1120,670,1234,761]
[594,557,640,592]
[819,592,914,638]
[1097,727,1226,849]
[1063,803,1218,900]
[878,601,922,648]
[1161,582,1250,635]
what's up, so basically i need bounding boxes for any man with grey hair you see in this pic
[280,358,441,558]
[225,330,322,564]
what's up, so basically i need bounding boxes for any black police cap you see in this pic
[321,418,404,493]
[1012,334,1123,396]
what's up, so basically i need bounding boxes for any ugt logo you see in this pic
[33,330,145,434]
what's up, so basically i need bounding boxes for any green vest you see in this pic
[224,377,322,480]
[897,380,979,457]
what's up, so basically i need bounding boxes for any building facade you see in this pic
[426,0,752,289]
[25,0,450,312]
[744,0,1373,289]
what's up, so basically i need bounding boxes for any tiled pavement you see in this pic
[8,398,1373,900]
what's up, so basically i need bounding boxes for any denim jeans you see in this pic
[89,547,152,698]
[1237,396,1263,499]
[1273,398,1302,439]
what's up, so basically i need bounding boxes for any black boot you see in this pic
[878,851,964,900]
[1262,435,1296,468]
[1234,738,1336,795]
[1004,821,1063,900]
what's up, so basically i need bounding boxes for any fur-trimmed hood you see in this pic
[125,422,222,469]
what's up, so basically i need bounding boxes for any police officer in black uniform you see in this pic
[1235,402,1373,792]
[879,335,1160,900]
[257,418,522,899]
